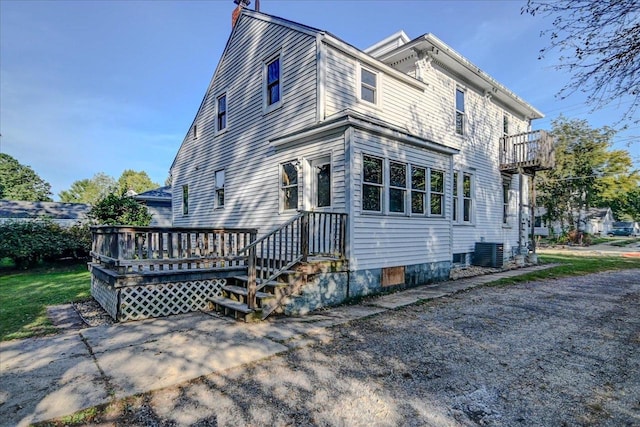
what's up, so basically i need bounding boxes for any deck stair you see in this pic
[206,211,346,322]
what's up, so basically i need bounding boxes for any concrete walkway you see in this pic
[0,264,554,427]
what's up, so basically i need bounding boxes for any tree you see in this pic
[0,153,52,201]
[608,186,640,221]
[116,170,160,195]
[88,193,152,226]
[59,173,116,204]
[523,0,640,124]
[537,117,639,230]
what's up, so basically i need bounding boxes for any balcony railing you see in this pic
[499,130,555,173]
[91,226,257,274]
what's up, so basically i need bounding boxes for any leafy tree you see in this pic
[59,173,116,204]
[537,116,639,230]
[117,170,159,195]
[0,153,52,201]
[608,186,640,221]
[88,193,152,226]
[523,0,640,124]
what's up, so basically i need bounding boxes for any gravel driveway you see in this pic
[55,270,640,426]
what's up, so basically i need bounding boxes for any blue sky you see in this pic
[1,0,637,199]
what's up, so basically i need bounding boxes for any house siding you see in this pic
[171,14,319,234]
[171,11,543,287]
[349,129,452,271]
[323,41,531,265]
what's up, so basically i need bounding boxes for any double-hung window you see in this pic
[452,172,458,221]
[503,114,509,136]
[502,178,510,224]
[452,172,474,223]
[215,169,225,208]
[360,67,377,104]
[430,170,444,216]
[362,155,383,212]
[217,94,227,132]
[389,162,407,214]
[411,166,426,214]
[281,161,298,211]
[182,185,189,216]
[462,173,473,222]
[265,55,281,109]
[455,89,465,135]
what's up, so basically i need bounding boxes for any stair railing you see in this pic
[238,211,347,309]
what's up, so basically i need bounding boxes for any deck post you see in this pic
[247,245,257,309]
[301,212,309,262]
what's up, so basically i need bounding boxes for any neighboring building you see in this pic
[133,186,172,227]
[169,8,553,305]
[0,200,91,227]
[535,207,615,236]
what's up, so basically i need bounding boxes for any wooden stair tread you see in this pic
[208,297,254,314]
[232,276,288,288]
[222,285,274,299]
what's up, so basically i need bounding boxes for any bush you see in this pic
[89,193,152,226]
[0,219,91,268]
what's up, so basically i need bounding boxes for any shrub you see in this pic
[88,193,152,226]
[0,219,91,268]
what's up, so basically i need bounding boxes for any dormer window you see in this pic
[360,67,378,104]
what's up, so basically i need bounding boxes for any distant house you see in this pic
[535,207,615,236]
[132,186,172,227]
[0,200,91,227]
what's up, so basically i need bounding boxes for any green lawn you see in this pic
[488,253,640,287]
[1,254,639,342]
[0,262,91,341]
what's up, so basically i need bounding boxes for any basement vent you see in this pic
[473,242,504,268]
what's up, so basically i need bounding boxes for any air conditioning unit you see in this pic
[473,242,504,268]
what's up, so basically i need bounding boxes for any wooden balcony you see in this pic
[499,130,555,174]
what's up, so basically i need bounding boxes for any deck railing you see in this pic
[91,226,257,274]
[499,130,555,172]
[239,211,347,309]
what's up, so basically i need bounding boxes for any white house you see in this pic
[535,207,615,236]
[166,7,553,317]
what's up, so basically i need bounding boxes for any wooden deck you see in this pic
[89,212,348,322]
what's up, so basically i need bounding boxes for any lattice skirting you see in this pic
[118,279,225,321]
[91,276,226,322]
[91,276,119,320]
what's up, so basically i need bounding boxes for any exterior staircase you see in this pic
[207,211,347,321]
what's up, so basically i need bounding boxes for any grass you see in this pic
[610,238,640,247]
[0,261,91,341]
[488,253,640,287]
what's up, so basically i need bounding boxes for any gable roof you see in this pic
[170,8,543,171]
[374,33,544,120]
[585,207,612,220]
[133,186,172,202]
[0,200,91,221]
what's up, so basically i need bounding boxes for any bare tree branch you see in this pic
[523,0,640,125]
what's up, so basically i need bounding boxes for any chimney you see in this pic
[232,0,251,28]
